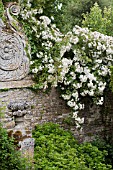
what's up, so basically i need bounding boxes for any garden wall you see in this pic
[1,2,113,158]
[1,87,112,144]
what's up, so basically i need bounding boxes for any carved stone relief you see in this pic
[0,30,29,81]
[0,3,30,82]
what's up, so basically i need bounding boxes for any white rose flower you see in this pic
[96,97,104,105]
[40,16,51,26]
[32,68,38,73]
[73,105,79,111]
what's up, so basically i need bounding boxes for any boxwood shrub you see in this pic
[33,123,112,170]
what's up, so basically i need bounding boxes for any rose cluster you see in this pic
[19,1,113,128]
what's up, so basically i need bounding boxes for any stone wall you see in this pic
[0,87,109,144]
[102,91,113,143]
[0,88,70,137]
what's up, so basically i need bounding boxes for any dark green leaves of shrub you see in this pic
[33,123,112,170]
[0,124,26,170]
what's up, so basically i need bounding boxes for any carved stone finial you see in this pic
[5,2,22,32]
[9,4,20,16]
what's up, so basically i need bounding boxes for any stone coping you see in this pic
[0,76,35,89]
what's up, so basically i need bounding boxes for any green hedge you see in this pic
[33,123,112,170]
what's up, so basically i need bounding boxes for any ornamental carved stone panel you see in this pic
[0,29,29,81]
[0,3,30,86]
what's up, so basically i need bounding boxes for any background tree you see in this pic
[57,0,113,33]
[82,2,113,36]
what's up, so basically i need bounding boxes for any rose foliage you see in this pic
[18,0,113,127]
